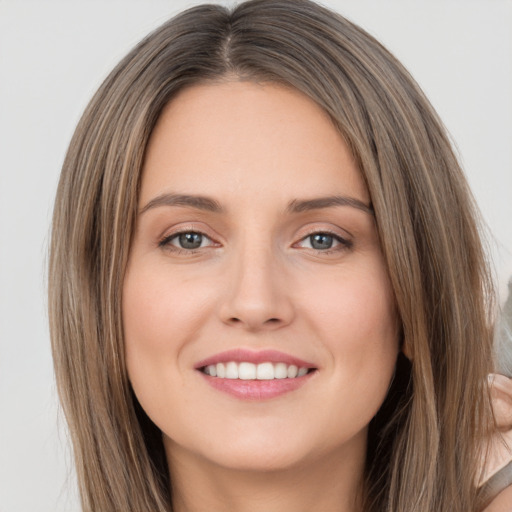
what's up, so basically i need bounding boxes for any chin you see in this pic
[164,423,320,474]
[165,418,365,476]
[204,446,312,474]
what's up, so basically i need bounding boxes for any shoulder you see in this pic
[482,484,512,512]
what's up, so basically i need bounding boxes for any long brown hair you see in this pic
[49,1,495,510]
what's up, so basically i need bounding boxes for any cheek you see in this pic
[302,260,398,352]
[122,260,225,438]
[301,261,399,413]
[121,261,215,414]
[122,264,213,356]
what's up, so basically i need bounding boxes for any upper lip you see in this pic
[194,348,316,369]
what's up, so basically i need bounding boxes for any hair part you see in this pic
[49,1,495,510]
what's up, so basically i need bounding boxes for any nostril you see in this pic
[226,316,282,328]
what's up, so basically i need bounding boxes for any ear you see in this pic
[402,341,413,361]
[399,328,413,361]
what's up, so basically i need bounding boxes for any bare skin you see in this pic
[484,486,512,512]
[167,442,365,512]
[123,80,399,511]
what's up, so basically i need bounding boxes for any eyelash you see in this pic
[158,230,218,254]
[158,229,353,255]
[294,230,353,254]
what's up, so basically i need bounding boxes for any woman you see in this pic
[48,0,508,510]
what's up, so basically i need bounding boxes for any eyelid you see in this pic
[155,222,353,255]
[295,223,353,241]
[292,226,353,252]
[157,223,221,252]
[161,231,214,248]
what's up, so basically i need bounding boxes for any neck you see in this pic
[165,433,366,512]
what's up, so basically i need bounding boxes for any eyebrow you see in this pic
[287,196,374,215]
[139,192,373,216]
[139,193,223,214]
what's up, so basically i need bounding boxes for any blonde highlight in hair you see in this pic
[49,1,495,510]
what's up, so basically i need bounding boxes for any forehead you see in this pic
[140,80,369,208]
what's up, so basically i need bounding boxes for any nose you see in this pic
[218,242,295,332]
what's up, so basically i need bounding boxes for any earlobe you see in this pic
[399,329,413,361]
[402,342,413,361]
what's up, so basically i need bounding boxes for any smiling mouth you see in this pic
[200,362,314,380]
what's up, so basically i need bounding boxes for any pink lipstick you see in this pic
[195,348,317,400]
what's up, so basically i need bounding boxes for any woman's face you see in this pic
[123,81,399,473]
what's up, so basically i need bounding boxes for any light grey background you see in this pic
[1,1,511,511]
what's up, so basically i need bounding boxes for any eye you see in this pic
[307,233,335,250]
[159,231,214,251]
[296,232,352,252]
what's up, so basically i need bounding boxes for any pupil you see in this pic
[179,232,202,249]
[311,233,333,250]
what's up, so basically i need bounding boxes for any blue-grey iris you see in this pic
[310,234,333,250]
[179,232,203,249]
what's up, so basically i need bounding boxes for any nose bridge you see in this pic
[219,230,293,330]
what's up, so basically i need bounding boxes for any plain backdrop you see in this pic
[1,1,511,511]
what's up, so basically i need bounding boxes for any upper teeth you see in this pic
[203,362,309,380]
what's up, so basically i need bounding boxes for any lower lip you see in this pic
[199,371,315,400]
